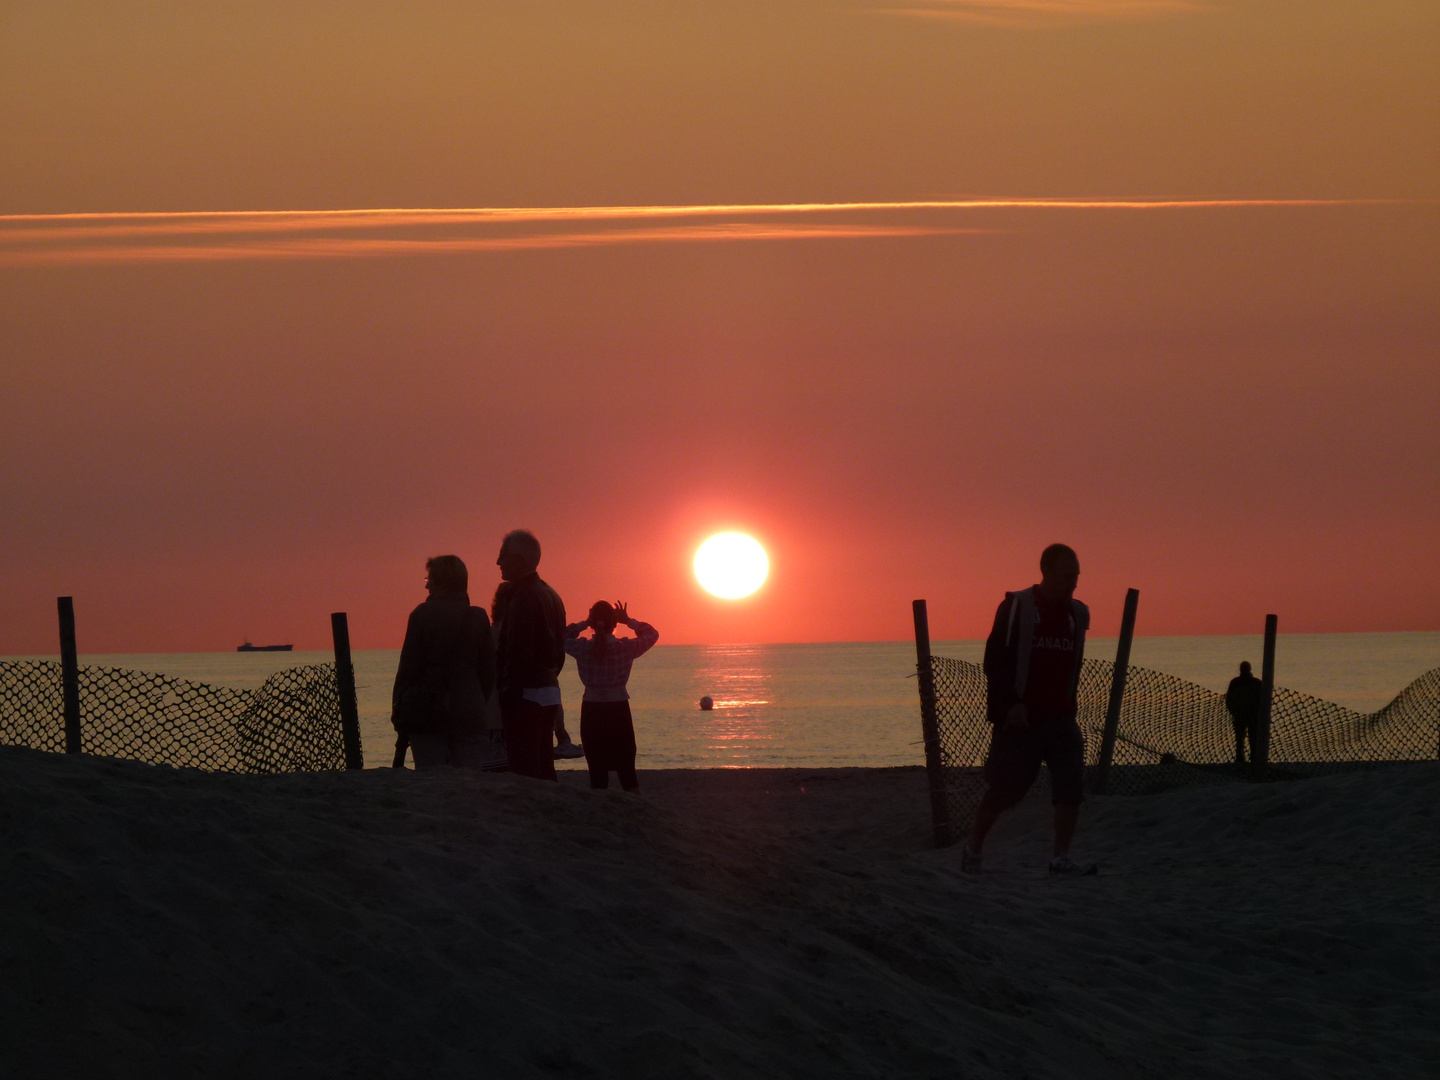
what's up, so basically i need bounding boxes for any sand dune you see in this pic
[0,749,1433,1079]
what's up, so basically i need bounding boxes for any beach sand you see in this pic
[0,749,1433,1079]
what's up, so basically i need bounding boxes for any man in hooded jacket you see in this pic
[963,543,1097,877]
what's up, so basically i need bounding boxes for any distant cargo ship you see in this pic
[237,642,294,653]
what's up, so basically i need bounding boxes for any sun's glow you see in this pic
[694,533,769,599]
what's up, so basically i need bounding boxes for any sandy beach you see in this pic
[0,749,1433,1079]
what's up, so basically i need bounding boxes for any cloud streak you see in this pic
[0,223,982,268]
[873,0,1208,27]
[0,198,1400,268]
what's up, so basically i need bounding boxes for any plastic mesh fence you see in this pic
[0,661,346,773]
[926,655,1440,837]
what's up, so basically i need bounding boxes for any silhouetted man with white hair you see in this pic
[963,543,1097,876]
[494,529,566,781]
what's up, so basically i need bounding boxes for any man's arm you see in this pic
[982,595,1022,726]
[495,588,537,706]
[474,608,496,701]
[391,606,426,718]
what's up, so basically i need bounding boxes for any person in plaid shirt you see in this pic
[564,601,658,791]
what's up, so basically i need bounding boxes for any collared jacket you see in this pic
[494,572,567,708]
[391,592,495,734]
[982,586,1090,725]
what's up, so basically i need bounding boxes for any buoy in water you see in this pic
[699,695,714,711]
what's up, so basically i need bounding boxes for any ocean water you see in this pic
[18,633,1440,770]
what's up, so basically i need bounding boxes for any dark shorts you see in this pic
[983,713,1085,809]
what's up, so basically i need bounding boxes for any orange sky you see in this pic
[2,1,1437,651]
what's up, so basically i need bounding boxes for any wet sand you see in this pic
[0,749,1433,1078]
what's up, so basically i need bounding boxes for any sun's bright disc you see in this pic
[694,532,769,599]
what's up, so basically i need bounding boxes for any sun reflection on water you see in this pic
[690,644,776,762]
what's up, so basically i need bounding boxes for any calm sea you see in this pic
[17,633,1440,770]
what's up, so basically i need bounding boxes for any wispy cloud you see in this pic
[0,199,1393,268]
[873,0,1208,28]
[0,223,978,268]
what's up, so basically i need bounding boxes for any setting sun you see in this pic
[693,532,769,599]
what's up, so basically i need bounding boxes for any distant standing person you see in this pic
[1225,661,1264,771]
[963,543,1096,876]
[494,530,567,781]
[564,601,658,792]
[391,555,496,769]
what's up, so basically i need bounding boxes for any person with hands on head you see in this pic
[963,543,1097,877]
[564,600,658,792]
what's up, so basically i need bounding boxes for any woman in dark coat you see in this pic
[391,555,498,769]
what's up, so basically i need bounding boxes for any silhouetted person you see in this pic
[493,580,582,760]
[391,555,496,769]
[963,543,1096,876]
[1225,660,1264,771]
[564,601,658,791]
[493,530,566,781]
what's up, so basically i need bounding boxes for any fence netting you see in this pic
[927,656,1440,837]
[0,661,347,772]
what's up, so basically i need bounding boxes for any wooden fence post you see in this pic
[330,612,364,770]
[912,600,953,848]
[1255,613,1277,779]
[1094,587,1140,794]
[57,597,82,754]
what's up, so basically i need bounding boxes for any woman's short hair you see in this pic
[588,600,617,633]
[426,555,468,594]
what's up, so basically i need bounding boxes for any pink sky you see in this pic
[1,1,1437,651]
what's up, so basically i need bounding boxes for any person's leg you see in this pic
[967,724,1040,855]
[1232,719,1247,769]
[580,702,609,788]
[1053,804,1079,857]
[407,731,451,770]
[1046,717,1087,859]
[616,701,639,792]
[501,705,528,775]
[968,794,1004,854]
[503,701,556,780]
[532,703,559,780]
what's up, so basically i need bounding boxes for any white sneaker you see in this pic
[1048,855,1098,877]
[553,740,585,760]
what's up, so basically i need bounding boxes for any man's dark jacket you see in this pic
[391,592,495,734]
[494,572,566,709]
[982,587,1089,726]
